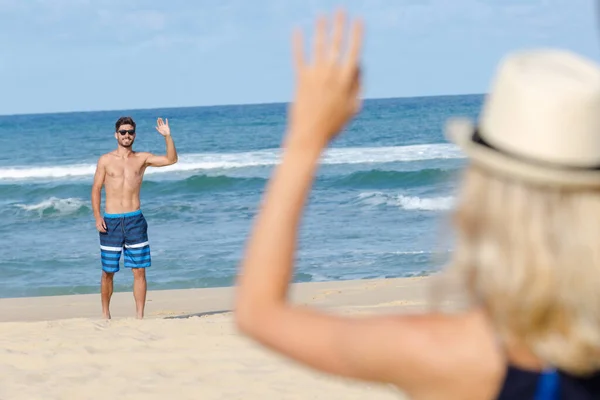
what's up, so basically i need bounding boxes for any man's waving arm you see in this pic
[146,118,178,167]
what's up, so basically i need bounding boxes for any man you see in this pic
[91,116,178,319]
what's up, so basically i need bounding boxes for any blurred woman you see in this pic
[235,10,600,399]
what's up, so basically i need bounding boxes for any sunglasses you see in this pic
[118,129,136,135]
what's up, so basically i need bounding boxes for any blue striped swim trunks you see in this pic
[98,209,151,273]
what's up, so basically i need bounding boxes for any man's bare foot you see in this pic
[103,313,111,320]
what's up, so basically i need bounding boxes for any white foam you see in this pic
[394,195,454,211]
[323,144,462,165]
[0,144,464,181]
[358,192,454,211]
[15,197,87,216]
[0,164,97,180]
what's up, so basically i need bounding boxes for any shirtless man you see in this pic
[91,116,178,319]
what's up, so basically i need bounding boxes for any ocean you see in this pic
[0,95,480,298]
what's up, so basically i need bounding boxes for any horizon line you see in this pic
[0,92,484,118]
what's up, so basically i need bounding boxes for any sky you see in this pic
[0,0,598,115]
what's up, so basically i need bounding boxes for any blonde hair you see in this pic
[447,165,600,375]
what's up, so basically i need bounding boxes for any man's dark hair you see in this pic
[115,116,136,131]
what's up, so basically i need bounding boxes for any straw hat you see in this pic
[446,49,600,187]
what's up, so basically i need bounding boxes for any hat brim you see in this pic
[445,117,600,188]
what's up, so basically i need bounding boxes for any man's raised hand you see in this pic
[156,118,171,137]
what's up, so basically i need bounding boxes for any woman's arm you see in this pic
[234,9,455,388]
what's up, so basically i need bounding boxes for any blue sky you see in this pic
[0,0,598,115]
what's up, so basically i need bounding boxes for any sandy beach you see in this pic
[0,277,449,399]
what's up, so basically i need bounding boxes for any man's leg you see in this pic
[123,210,151,319]
[132,268,146,319]
[101,271,115,319]
[99,212,123,319]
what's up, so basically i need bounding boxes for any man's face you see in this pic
[115,124,136,148]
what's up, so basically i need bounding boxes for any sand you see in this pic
[0,277,442,399]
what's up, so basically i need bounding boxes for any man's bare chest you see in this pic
[105,158,146,181]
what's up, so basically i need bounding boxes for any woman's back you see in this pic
[400,311,600,399]
[497,366,600,399]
